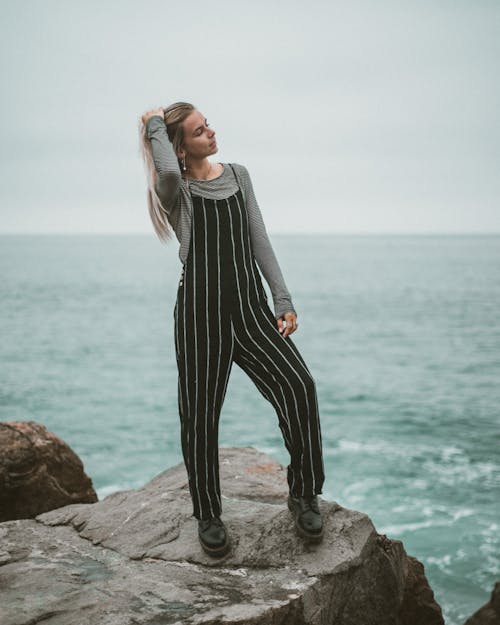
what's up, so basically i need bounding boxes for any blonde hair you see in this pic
[138,101,196,242]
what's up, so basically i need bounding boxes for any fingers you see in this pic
[141,107,165,125]
[277,313,298,338]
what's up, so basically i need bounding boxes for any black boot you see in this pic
[198,516,231,557]
[287,494,324,542]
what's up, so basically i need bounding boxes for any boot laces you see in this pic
[200,516,223,527]
[303,496,320,513]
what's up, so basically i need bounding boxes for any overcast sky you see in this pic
[1,0,498,235]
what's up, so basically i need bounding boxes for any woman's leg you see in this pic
[226,191,325,497]
[174,270,235,520]
[232,297,325,498]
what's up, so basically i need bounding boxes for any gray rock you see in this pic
[0,445,444,624]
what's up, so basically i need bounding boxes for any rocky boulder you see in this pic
[0,421,97,521]
[0,444,444,624]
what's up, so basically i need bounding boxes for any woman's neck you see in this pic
[186,159,220,181]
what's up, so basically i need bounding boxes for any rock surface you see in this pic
[0,444,444,625]
[464,582,500,625]
[0,421,97,521]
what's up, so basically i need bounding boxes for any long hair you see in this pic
[138,101,196,242]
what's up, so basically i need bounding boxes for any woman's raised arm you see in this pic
[145,113,183,211]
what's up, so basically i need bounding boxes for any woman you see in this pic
[139,102,325,557]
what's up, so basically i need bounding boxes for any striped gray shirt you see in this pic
[146,115,296,319]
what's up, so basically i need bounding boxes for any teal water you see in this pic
[1,233,499,624]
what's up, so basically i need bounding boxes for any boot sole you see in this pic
[287,496,324,543]
[199,534,231,557]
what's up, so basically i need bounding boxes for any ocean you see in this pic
[1,233,499,624]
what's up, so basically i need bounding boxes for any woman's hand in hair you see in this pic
[277,312,298,338]
[142,107,165,125]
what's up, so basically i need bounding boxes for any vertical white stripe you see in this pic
[312,384,325,478]
[202,198,215,518]
[192,204,203,517]
[174,287,183,457]
[213,206,223,511]
[182,262,191,493]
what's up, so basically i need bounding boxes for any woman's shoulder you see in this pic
[225,161,247,171]
[224,162,250,181]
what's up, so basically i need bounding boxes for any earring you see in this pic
[181,156,187,172]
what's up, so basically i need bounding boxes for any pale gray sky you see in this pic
[1,0,499,235]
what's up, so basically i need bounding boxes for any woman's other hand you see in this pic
[277,312,298,337]
[141,107,165,125]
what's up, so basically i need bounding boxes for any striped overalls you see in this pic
[174,165,325,520]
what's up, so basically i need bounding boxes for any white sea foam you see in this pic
[96,484,127,499]
[380,519,436,534]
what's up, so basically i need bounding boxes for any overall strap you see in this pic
[227,163,246,204]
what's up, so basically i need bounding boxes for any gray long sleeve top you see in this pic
[145,115,296,319]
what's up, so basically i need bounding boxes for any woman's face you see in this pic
[180,109,217,160]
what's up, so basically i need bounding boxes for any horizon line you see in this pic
[1,231,499,237]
